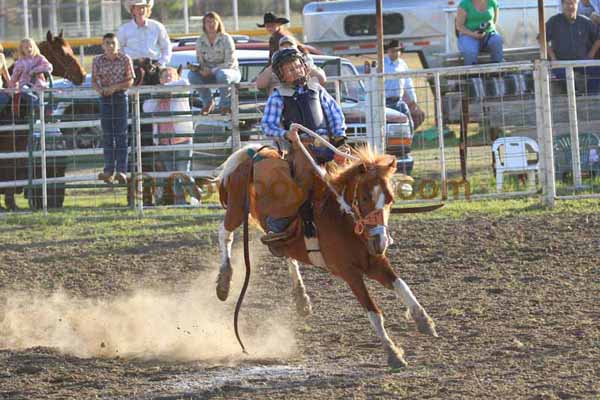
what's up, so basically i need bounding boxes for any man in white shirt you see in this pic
[383,40,425,129]
[117,0,172,70]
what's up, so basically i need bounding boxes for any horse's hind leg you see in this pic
[216,222,234,301]
[366,258,438,337]
[288,259,312,316]
[343,271,407,368]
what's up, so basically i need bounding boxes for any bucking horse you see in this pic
[215,124,438,368]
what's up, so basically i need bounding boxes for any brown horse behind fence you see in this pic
[0,30,86,210]
[215,142,438,368]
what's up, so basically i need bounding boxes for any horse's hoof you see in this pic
[216,264,232,302]
[293,286,312,317]
[386,345,408,369]
[409,307,438,337]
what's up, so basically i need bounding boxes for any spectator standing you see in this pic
[455,0,504,65]
[0,38,52,113]
[188,11,241,115]
[257,12,292,62]
[547,0,600,92]
[255,35,326,92]
[143,67,196,205]
[92,33,134,184]
[383,40,425,129]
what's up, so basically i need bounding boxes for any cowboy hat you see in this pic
[125,0,153,11]
[257,12,290,27]
[384,39,404,51]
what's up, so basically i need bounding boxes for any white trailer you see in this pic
[303,0,561,68]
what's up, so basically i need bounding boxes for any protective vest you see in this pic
[281,85,326,135]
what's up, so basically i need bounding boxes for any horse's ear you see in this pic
[47,30,53,42]
[177,64,183,77]
[358,163,368,174]
[58,30,64,39]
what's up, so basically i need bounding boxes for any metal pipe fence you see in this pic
[1,60,600,216]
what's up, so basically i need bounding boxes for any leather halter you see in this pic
[347,172,386,237]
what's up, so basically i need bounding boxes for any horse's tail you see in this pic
[218,144,263,208]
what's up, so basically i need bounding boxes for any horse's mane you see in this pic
[328,145,396,187]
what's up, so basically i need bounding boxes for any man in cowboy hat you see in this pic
[258,12,291,61]
[383,39,425,129]
[117,0,171,68]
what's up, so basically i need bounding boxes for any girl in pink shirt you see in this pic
[8,38,53,90]
[0,38,53,114]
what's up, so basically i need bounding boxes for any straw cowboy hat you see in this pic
[257,12,290,27]
[384,39,404,51]
[125,0,153,12]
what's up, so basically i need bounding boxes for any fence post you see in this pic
[230,85,241,151]
[133,90,144,216]
[565,66,582,187]
[434,72,448,200]
[39,89,47,215]
[535,60,556,207]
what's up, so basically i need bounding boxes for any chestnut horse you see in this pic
[215,140,438,368]
[0,30,85,210]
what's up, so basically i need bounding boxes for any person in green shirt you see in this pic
[455,0,504,65]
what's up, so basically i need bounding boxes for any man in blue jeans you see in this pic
[547,0,600,93]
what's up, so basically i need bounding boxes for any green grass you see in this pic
[2,197,599,248]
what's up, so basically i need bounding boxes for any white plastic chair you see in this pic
[492,136,539,192]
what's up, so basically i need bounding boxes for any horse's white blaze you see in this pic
[219,222,234,266]
[368,311,395,349]
[370,185,389,250]
[393,278,421,310]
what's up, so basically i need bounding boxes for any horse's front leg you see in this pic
[343,272,407,368]
[216,222,234,301]
[288,259,312,316]
[366,257,438,338]
[394,278,438,337]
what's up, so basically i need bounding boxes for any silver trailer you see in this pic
[303,0,561,68]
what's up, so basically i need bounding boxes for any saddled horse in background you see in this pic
[215,134,438,368]
[0,30,86,210]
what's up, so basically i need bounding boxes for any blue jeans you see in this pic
[158,147,193,204]
[552,66,600,94]
[188,68,241,109]
[0,92,10,114]
[458,33,504,65]
[100,91,129,174]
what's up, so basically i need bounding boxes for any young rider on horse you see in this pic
[259,48,347,244]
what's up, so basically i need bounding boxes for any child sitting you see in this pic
[0,38,52,114]
[143,67,199,205]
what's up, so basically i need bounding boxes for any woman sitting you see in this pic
[188,11,241,115]
[455,0,504,65]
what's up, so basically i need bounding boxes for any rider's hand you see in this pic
[286,125,300,144]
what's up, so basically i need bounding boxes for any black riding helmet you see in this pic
[271,48,306,82]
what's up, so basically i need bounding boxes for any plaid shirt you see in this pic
[92,53,134,89]
[261,84,346,138]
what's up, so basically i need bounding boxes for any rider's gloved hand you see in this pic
[286,125,300,144]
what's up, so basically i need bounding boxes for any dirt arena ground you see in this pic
[0,210,599,399]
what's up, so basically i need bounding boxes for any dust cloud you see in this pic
[0,252,297,362]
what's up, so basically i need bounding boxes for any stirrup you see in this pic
[260,230,292,245]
